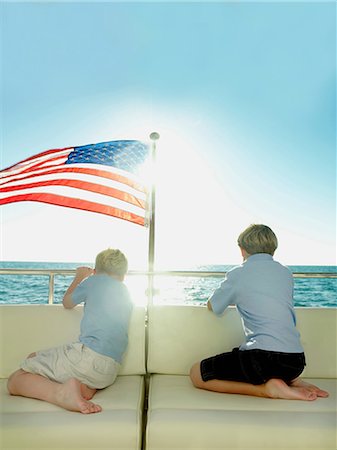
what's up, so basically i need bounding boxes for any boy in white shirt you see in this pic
[190,224,328,401]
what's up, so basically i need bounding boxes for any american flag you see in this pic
[0,140,150,226]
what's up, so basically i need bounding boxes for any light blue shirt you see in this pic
[209,254,304,353]
[71,274,133,363]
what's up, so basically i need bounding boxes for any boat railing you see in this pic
[1,268,336,305]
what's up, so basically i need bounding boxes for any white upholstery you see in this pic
[146,305,337,450]
[0,304,146,450]
[146,375,336,450]
[147,305,337,378]
[296,308,337,378]
[147,305,244,375]
[1,303,336,450]
[1,376,144,450]
[0,304,146,377]
[148,375,336,413]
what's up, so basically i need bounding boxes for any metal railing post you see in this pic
[48,273,55,305]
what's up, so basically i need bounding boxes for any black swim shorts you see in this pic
[200,347,306,385]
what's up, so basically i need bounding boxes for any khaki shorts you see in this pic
[21,342,120,389]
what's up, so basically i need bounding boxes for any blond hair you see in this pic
[95,248,128,277]
[237,224,278,256]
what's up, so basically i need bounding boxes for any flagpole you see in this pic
[147,131,160,306]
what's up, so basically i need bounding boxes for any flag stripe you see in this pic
[0,184,145,216]
[0,178,147,209]
[14,154,70,176]
[1,170,147,201]
[0,192,145,226]
[1,164,146,193]
[1,149,71,176]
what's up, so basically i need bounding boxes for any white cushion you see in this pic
[1,375,144,450]
[149,374,336,412]
[147,305,244,375]
[147,305,337,378]
[296,308,337,378]
[146,374,337,449]
[0,304,146,377]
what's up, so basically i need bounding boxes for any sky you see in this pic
[0,0,336,268]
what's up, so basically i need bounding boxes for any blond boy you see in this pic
[8,248,132,413]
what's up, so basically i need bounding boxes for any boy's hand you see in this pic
[75,266,94,282]
[63,266,93,309]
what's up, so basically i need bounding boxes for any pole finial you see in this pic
[149,132,160,141]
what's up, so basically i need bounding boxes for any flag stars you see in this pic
[66,140,149,174]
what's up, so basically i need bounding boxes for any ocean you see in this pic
[0,261,336,307]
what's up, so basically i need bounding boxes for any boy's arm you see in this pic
[63,267,94,309]
[207,300,213,311]
[207,270,237,316]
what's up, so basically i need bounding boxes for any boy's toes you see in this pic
[306,390,318,401]
[80,400,102,414]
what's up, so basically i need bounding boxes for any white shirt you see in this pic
[209,254,304,353]
[72,274,133,362]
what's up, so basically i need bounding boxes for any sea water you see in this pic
[0,261,336,307]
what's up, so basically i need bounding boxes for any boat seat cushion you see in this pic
[1,375,144,450]
[0,304,146,450]
[147,305,337,378]
[0,304,146,377]
[146,305,337,450]
[146,374,337,450]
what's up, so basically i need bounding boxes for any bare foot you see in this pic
[265,378,317,401]
[290,378,329,398]
[80,383,97,400]
[55,378,102,413]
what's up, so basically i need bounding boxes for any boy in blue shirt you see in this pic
[8,248,133,414]
[190,224,329,401]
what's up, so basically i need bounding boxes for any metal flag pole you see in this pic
[147,131,160,306]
